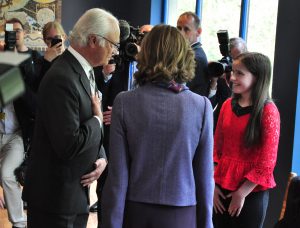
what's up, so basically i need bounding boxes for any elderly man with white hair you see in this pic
[22,8,120,228]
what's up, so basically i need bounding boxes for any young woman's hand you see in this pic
[226,180,257,217]
[226,189,246,217]
[213,185,226,214]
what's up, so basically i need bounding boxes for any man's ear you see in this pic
[197,27,202,37]
[88,35,97,47]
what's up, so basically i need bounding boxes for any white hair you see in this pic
[69,8,119,47]
[230,37,248,53]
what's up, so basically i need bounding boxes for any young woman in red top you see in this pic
[213,52,280,228]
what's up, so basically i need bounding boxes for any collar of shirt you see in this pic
[68,46,93,79]
[191,41,201,49]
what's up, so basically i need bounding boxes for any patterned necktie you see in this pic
[89,70,96,96]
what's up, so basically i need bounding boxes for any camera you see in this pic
[123,26,145,59]
[51,36,62,47]
[0,52,28,107]
[4,23,16,51]
[207,30,232,77]
[113,24,145,66]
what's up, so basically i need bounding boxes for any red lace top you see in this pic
[214,98,280,192]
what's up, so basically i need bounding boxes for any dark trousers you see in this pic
[213,187,269,228]
[123,201,196,228]
[96,166,108,224]
[27,207,89,228]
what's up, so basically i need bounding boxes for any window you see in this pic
[247,0,279,69]
[201,0,241,61]
[166,0,279,73]
[167,0,196,26]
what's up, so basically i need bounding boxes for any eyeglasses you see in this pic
[95,34,120,50]
[14,28,23,33]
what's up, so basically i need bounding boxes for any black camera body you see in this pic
[51,37,62,47]
[207,30,232,77]
[4,23,16,51]
[114,25,145,66]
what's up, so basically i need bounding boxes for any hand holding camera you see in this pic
[207,30,232,78]
[44,35,64,62]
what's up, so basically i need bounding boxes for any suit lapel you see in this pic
[63,50,92,99]
[80,74,92,99]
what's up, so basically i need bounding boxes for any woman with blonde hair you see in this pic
[102,24,214,228]
[38,21,67,77]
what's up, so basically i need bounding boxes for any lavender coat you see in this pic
[102,83,214,228]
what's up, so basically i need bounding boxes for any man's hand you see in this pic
[103,64,116,76]
[80,158,107,187]
[0,196,5,209]
[103,106,112,125]
[91,94,103,122]
[210,77,218,90]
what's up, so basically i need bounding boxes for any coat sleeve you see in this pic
[102,93,129,228]
[193,97,214,228]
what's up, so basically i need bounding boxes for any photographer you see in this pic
[38,21,67,80]
[0,18,42,228]
[208,37,248,130]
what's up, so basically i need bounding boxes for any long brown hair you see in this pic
[134,24,195,85]
[233,52,272,147]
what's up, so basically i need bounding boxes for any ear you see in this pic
[196,27,202,37]
[88,35,97,48]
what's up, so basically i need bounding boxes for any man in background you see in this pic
[177,11,209,96]
[0,18,42,228]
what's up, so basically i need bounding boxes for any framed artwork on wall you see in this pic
[0,0,62,50]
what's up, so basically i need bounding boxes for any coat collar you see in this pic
[63,50,92,98]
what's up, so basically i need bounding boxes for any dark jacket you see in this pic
[23,50,106,214]
[187,42,209,96]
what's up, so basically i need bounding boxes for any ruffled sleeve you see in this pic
[244,103,280,189]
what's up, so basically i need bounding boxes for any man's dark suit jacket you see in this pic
[23,50,106,214]
[187,42,209,96]
[94,61,130,156]
[209,78,232,131]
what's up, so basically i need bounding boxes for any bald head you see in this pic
[229,37,248,59]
